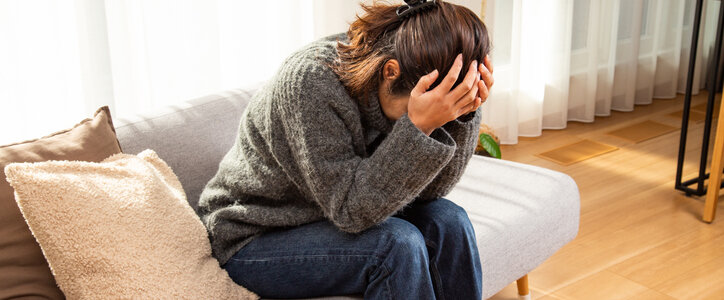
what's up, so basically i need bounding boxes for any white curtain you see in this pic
[484,0,720,144]
[0,0,364,145]
[0,0,482,146]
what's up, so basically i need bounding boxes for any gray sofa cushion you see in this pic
[448,155,579,297]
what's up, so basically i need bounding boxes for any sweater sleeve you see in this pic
[277,87,456,233]
[415,108,483,202]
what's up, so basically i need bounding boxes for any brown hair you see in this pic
[333,0,491,102]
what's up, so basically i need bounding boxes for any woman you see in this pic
[198,0,493,299]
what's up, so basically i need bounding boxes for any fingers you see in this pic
[479,60,494,91]
[454,72,479,114]
[474,96,483,111]
[411,69,439,97]
[469,91,483,114]
[484,55,494,74]
[448,59,479,100]
[458,97,481,116]
[434,53,464,93]
[477,78,489,102]
[468,76,489,115]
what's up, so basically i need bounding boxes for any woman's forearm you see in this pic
[415,109,482,202]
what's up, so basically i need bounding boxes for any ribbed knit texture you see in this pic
[198,33,482,264]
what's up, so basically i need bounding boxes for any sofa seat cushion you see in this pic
[448,155,580,298]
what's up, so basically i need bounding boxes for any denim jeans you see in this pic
[223,198,482,300]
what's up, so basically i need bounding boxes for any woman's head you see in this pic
[334,0,491,103]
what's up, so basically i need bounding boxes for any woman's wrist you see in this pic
[408,114,434,136]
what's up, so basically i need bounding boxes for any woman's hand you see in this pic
[458,55,495,115]
[476,55,495,111]
[408,53,482,135]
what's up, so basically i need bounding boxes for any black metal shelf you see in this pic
[675,0,724,196]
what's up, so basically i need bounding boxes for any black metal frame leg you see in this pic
[675,0,724,196]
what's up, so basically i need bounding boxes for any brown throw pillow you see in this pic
[4,150,257,299]
[0,107,122,299]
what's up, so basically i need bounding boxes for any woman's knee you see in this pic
[375,217,427,254]
[428,199,474,231]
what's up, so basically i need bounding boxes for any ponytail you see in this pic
[333,4,403,103]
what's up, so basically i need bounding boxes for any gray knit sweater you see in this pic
[198,33,482,264]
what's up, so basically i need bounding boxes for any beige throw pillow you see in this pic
[0,106,121,299]
[4,149,257,299]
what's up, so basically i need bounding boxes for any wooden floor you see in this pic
[488,91,724,300]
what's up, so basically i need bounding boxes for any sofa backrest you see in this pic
[114,88,256,209]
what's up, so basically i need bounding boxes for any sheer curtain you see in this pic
[0,0,364,145]
[483,0,719,144]
[0,0,482,146]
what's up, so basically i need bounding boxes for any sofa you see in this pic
[113,87,580,299]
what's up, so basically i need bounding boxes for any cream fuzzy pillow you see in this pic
[4,149,257,300]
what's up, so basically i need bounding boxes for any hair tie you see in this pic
[396,0,437,19]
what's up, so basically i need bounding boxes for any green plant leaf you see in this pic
[479,133,501,159]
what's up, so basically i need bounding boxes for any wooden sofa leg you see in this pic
[516,274,531,300]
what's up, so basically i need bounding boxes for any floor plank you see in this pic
[625,289,678,300]
[552,270,648,300]
[608,223,724,287]
[656,255,724,300]
[488,91,724,299]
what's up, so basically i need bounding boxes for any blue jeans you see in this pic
[223,198,482,300]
